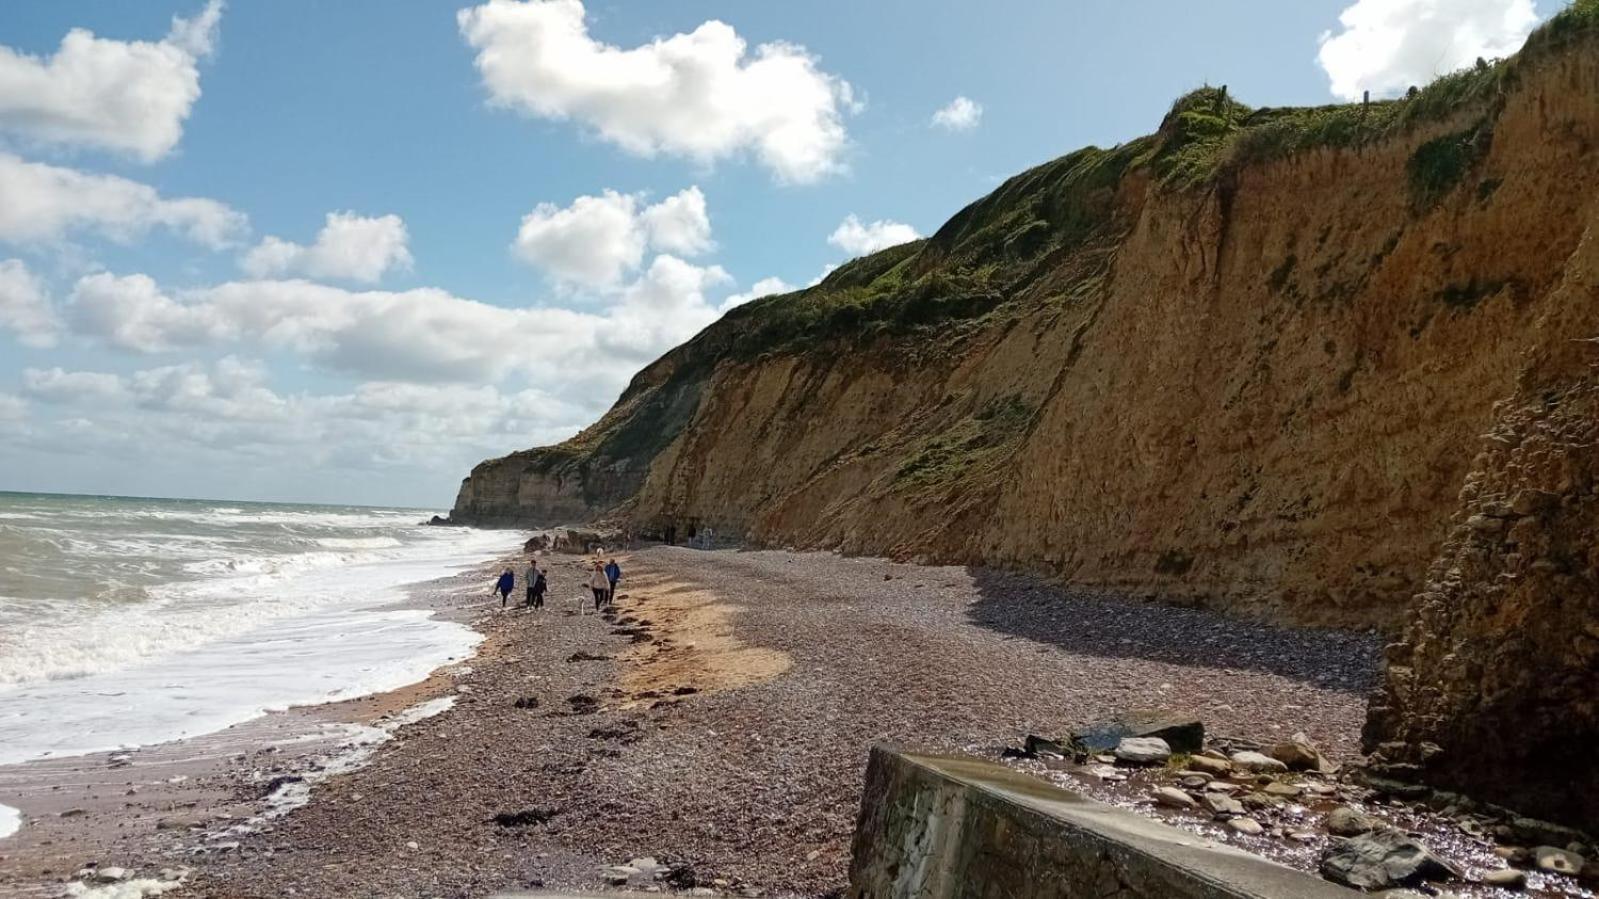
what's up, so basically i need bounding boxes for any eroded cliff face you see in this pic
[455,20,1599,826]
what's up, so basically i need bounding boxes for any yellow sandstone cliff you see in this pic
[455,8,1599,828]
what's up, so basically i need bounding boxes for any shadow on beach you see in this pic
[963,568,1382,697]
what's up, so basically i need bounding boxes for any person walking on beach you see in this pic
[494,568,515,608]
[525,561,547,609]
[587,560,610,611]
[604,558,621,604]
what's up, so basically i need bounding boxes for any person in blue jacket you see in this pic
[604,558,622,604]
[494,568,515,608]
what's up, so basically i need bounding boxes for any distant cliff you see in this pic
[455,6,1599,828]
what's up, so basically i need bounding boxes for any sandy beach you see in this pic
[0,543,1382,898]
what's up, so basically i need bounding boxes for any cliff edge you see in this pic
[455,6,1599,828]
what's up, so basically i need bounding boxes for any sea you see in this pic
[0,491,520,837]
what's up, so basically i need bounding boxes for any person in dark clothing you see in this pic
[604,558,621,605]
[494,568,515,608]
[524,562,547,609]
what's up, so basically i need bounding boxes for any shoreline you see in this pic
[178,546,1386,898]
[0,540,532,897]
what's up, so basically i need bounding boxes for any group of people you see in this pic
[491,556,621,612]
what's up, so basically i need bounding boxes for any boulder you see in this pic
[1269,733,1335,773]
[1187,755,1232,776]
[1023,735,1068,759]
[1113,736,1172,766]
[1481,868,1527,889]
[1202,793,1245,816]
[1319,831,1461,891]
[1326,805,1382,837]
[1230,750,1289,774]
[1073,712,1203,754]
[1534,845,1584,876]
[1152,786,1197,809]
[1228,817,1265,835]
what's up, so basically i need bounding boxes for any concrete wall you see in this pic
[848,748,1356,899]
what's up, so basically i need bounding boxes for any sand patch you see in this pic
[614,577,792,706]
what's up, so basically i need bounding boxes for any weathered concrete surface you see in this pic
[849,747,1355,899]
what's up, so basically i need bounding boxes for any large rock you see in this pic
[1319,831,1461,891]
[1364,352,1599,831]
[1074,713,1204,754]
[1268,733,1334,773]
[1534,845,1585,876]
[1113,737,1172,766]
[1229,751,1288,774]
[1326,806,1382,837]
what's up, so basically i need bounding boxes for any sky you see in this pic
[0,0,1562,509]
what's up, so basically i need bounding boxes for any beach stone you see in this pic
[1534,845,1585,876]
[1152,786,1197,809]
[1269,733,1334,772]
[1320,831,1461,890]
[1481,867,1527,889]
[1264,782,1302,798]
[1327,805,1382,837]
[1203,793,1245,816]
[1228,817,1264,835]
[1073,712,1204,754]
[1178,774,1211,789]
[1024,735,1068,759]
[1230,750,1289,774]
[1113,736,1171,765]
[1187,755,1232,776]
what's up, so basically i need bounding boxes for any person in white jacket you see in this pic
[587,560,610,611]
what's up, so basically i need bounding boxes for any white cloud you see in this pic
[458,0,856,183]
[22,366,126,403]
[61,259,739,387]
[514,187,711,288]
[0,259,59,347]
[638,186,713,257]
[827,214,920,256]
[0,153,246,248]
[5,360,597,494]
[242,212,413,284]
[0,1,223,161]
[720,276,792,312]
[1318,0,1539,100]
[931,95,983,131]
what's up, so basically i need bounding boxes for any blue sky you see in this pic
[0,0,1562,507]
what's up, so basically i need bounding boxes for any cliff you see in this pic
[455,6,1599,827]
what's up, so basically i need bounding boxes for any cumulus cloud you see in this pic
[514,187,711,288]
[1318,0,1540,100]
[5,359,597,497]
[0,153,246,248]
[60,259,740,386]
[0,1,223,161]
[242,212,413,284]
[0,259,59,347]
[827,214,920,256]
[458,0,856,183]
[22,366,128,403]
[931,95,983,131]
